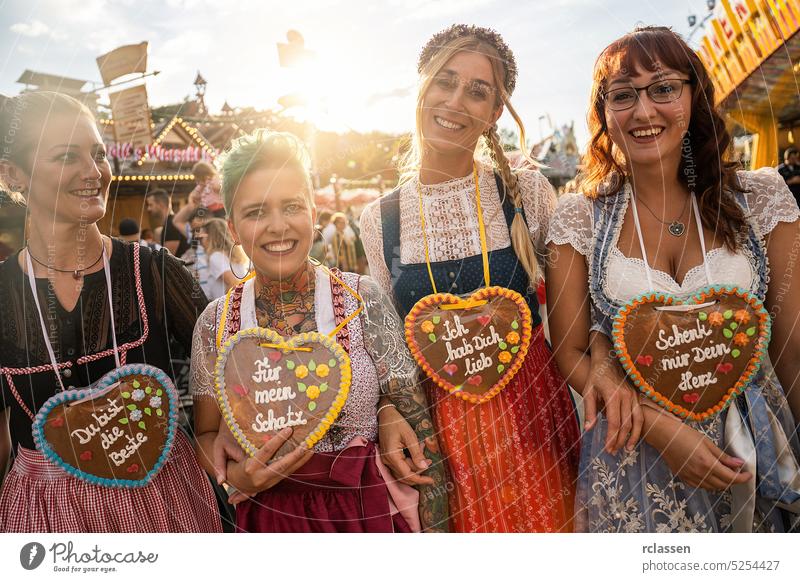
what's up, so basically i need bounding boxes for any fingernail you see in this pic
[216,474,223,485]
[731,457,745,466]
[279,427,293,437]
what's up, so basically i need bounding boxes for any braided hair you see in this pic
[400,25,541,284]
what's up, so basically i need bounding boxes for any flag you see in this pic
[97,42,148,85]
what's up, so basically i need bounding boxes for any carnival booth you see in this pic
[698,0,800,168]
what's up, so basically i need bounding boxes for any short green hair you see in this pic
[218,129,314,216]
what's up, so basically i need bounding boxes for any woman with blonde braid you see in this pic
[361,24,580,532]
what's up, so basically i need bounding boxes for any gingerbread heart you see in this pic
[405,286,533,404]
[214,328,351,457]
[31,364,178,488]
[612,286,771,421]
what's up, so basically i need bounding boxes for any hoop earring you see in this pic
[229,243,252,280]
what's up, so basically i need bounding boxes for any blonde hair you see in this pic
[399,35,541,284]
[203,217,247,263]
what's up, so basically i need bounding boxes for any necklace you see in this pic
[633,190,691,237]
[27,241,105,280]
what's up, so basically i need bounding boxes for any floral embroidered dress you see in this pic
[547,168,800,532]
[361,162,581,532]
[190,266,421,532]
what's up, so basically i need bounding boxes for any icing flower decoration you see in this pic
[315,364,330,378]
[132,389,145,402]
[420,320,435,334]
[498,351,512,364]
[505,331,520,345]
[149,396,162,408]
[707,312,725,326]
[295,365,309,379]
[306,385,321,400]
[734,309,751,324]
[130,409,143,422]
[733,332,749,347]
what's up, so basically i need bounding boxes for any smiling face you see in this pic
[227,167,315,281]
[4,112,111,226]
[604,62,692,171]
[420,50,503,159]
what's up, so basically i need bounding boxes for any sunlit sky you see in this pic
[0,0,710,147]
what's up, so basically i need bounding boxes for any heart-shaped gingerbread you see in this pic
[31,364,178,488]
[405,286,533,404]
[612,286,771,421]
[214,328,351,457]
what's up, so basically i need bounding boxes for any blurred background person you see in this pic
[181,206,212,296]
[192,161,225,218]
[145,188,190,257]
[329,212,357,272]
[777,147,800,206]
[195,217,249,299]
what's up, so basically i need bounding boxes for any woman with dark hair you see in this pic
[0,92,221,532]
[547,26,800,532]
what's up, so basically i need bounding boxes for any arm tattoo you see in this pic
[385,378,449,532]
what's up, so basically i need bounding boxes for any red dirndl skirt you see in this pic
[426,327,580,532]
[0,430,221,532]
[235,441,411,533]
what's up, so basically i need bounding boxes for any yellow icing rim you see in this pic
[404,285,533,405]
[213,327,352,456]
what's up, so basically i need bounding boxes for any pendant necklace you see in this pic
[633,189,691,237]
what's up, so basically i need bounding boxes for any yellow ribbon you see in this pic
[416,162,491,308]
[216,261,364,351]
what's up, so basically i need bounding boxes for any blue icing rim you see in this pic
[31,363,179,489]
[611,284,771,420]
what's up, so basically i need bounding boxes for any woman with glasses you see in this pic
[361,24,580,532]
[546,26,800,532]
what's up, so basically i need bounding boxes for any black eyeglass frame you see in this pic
[602,78,693,111]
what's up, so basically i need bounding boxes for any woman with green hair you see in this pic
[190,129,446,532]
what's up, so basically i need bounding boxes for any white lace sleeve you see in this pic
[359,275,418,390]
[517,168,557,257]
[359,201,393,295]
[739,167,800,237]
[189,299,223,399]
[546,192,594,256]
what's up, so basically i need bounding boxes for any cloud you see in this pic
[365,86,413,107]
[9,20,63,40]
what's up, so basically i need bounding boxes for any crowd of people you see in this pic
[0,23,799,534]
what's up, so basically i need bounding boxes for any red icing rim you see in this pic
[611,286,771,422]
[404,286,533,404]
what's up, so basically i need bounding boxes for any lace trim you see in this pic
[360,162,556,292]
[603,246,757,296]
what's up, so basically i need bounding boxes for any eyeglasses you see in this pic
[432,72,497,102]
[603,78,691,111]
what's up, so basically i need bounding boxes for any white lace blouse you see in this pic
[361,161,557,294]
[546,168,800,301]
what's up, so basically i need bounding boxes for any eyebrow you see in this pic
[239,195,305,213]
[48,143,106,152]
[607,69,684,87]
[439,68,493,88]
